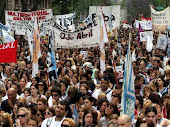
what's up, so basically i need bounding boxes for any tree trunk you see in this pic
[31,0,42,11]
[21,0,28,12]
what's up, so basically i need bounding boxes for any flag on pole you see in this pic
[46,30,58,81]
[120,33,135,122]
[32,18,41,78]
[100,13,109,74]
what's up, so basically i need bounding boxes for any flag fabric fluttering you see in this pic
[46,30,58,81]
[120,33,135,122]
[100,12,109,74]
[32,18,41,78]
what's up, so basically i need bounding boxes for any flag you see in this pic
[138,23,144,43]
[146,34,153,52]
[2,29,14,44]
[32,18,41,78]
[100,14,109,74]
[0,40,17,63]
[46,30,57,81]
[40,35,48,44]
[120,33,135,122]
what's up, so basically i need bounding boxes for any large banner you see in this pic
[5,9,53,35]
[135,20,152,30]
[89,6,121,30]
[151,6,170,32]
[55,13,75,31]
[53,16,101,48]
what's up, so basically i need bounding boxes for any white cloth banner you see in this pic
[151,6,170,31]
[2,29,15,44]
[53,17,101,48]
[140,31,153,42]
[156,34,168,50]
[89,6,121,29]
[55,12,75,31]
[135,20,152,30]
[5,9,53,35]
[146,34,153,52]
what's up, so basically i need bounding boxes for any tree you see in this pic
[0,0,6,24]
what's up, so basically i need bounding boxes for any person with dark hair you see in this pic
[82,110,98,127]
[92,75,112,102]
[135,117,154,127]
[38,80,47,96]
[99,103,119,127]
[97,98,109,117]
[135,94,143,116]
[145,106,161,127]
[48,84,61,107]
[43,106,55,119]
[41,100,69,127]
[156,76,168,97]
[28,115,39,127]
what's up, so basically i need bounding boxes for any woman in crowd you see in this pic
[43,107,55,119]
[38,80,47,96]
[97,98,109,117]
[61,118,76,127]
[83,110,98,127]
[77,105,86,127]
[156,76,168,97]
[135,117,154,127]
[28,115,39,127]
[0,112,13,127]
[16,107,30,127]
[99,103,119,127]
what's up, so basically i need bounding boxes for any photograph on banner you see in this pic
[53,16,101,48]
[140,31,153,42]
[5,9,53,35]
[150,6,170,32]
[55,12,76,31]
[135,20,152,30]
[156,34,169,50]
[89,5,121,30]
[113,66,123,79]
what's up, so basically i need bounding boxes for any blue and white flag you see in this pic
[120,33,135,122]
[46,30,57,81]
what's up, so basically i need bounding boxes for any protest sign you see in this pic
[80,51,88,60]
[140,31,153,42]
[55,12,75,31]
[5,9,53,35]
[115,66,123,78]
[135,20,152,30]
[89,6,121,30]
[151,6,170,32]
[53,16,101,48]
[156,34,168,50]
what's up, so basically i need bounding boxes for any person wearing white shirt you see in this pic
[41,100,69,127]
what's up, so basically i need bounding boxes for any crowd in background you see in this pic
[0,25,170,127]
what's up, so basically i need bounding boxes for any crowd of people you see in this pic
[0,24,170,127]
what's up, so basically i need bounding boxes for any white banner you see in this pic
[5,9,53,35]
[140,31,153,41]
[151,6,170,31]
[135,20,152,30]
[89,6,121,29]
[55,12,75,31]
[115,66,123,78]
[80,51,88,60]
[156,34,168,50]
[53,17,100,48]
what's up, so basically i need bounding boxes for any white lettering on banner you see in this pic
[5,9,53,35]
[150,6,170,31]
[53,17,101,49]
[0,42,15,50]
[89,6,121,29]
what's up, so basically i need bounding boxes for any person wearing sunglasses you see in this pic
[44,107,55,119]
[48,84,61,107]
[61,118,76,127]
[16,107,30,127]
[41,100,69,127]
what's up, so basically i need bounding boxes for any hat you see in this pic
[83,62,93,69]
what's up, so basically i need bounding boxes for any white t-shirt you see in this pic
[41,116,66,127]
